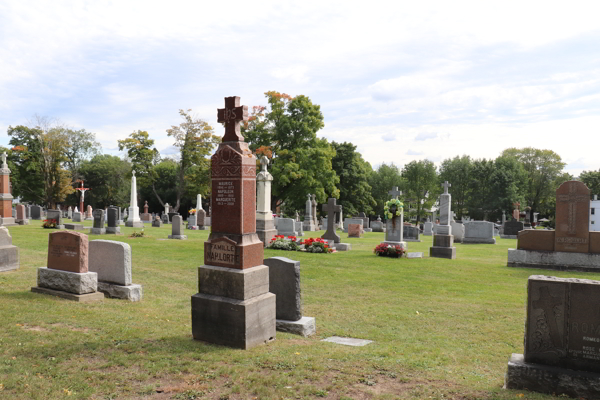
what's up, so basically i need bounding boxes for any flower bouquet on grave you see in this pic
[42,219,58,229]
[189,208,196,215]
[269,235,299,251]
[374,243,405,258]
[301,237,334,253]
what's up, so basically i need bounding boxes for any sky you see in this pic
[1,0,599,176]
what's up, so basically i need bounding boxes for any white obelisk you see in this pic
[126,170,143,227]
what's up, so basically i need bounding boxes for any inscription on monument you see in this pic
[206,241,236,265]
[555,181,590,253]
[216,181,236,206]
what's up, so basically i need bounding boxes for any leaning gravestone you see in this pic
[90,209,106,235]
[168,215,187,240]
[504,275,600,398]
[106,207,120,234]
[89,240,142,301]
[463,221,496,244]
[191,95,275,350]
[0,227,19,272]
[31,231,103,302]
[264,256,316,337]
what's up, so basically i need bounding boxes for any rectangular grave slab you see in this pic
[321,336,373,347]
[37,267,97,294]
[264,257,302,321]
[463,221,496,244]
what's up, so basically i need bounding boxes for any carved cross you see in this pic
[322,198,342,243]
[532,286,564,349]
[260,156,269,172]
[442,181,451,194]
[557,182,589,234]
[388,186,402,200]
[217,96,248,142]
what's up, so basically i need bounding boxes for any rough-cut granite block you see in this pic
[198,264,269,301]
[97,282,142,301]
[276,316,316,337]
[37,267,97,294]
[507,249,600,272]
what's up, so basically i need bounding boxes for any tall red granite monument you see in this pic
[0,152,16,226]
[191,96,275,349]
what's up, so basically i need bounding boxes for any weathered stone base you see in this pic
[106,227,121,234]
[168,234,187,240]
[335,243,351,251]
[404,239,421,242]
[276,316,316,337]
[16,219,29,225]
[500,235,518,239]
[504,353,600,398]
[90,228,106,235]
[198,264,270,300]
[430,246,456,259]
[463,237,496,244]
[64,223,84,230]
[256,227,277,247]
[38,267,97,294]
[364,228,373,233]
[383,241,407,250]
[31,286,104,302]
[302,222,317,231]
[507,249,600,272]
[0,245,19,272]
[97,282,142,301]
[125,221,144,228]
[0,217,17,226]
[191,292,276,349]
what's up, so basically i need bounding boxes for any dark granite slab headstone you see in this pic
[93,209,105,228]
[107,207,118,227]
[504,220,524,236]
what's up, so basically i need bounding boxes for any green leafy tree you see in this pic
[61,128,101,181]
[139,159,180,214]
[439,155,472,219]
[580,169,600,197]
[368,163,405,219]
[330,141,375,216]
[501,147,567,216]
[241,91,339,214]
[401,160,438,222]
[117,130,163,207]
[165,109,220,212]
[78,155,131,209]
[8,124,74,207]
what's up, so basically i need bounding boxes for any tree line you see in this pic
[4,94,600,221]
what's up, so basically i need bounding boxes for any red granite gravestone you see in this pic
[47,231,89,273]
[555,181,590,253]
[348,223,363,238]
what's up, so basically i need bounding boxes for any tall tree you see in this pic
[241,91,339,213]
[117,130,163,207]
[439,155,472,219]
[8,124,74,207]
[61,128,102,181]
[79,155,131,209]
[501,147,567,216]
[580,169,600,197]
[166,109,220,212]
[331,141,376,216]
[401,160,438,222]
[368,163,405,219]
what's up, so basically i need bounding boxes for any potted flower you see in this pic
[269,235,299,251]
[301,237,334,253]
[374,243,405,258]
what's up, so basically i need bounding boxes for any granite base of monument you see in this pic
[335,243,351,251]
[504,353,600,398]
[168,234,187,240]
[31,286,105,302]
[90,228,106,235]
[106,227,121,234]
[507,249,600,272]
[256,219,276,247]
[125,221,144,228]
[191,292,276,349]
[382,241,407,250]
[276,316,316,337]
[429,235,456,259]
[33,267,104,302]
[463,237,496,244]
[17,219,29,226]
[0,217,18,226]
[97,282,142,301]
[500,235,518,239]
[64,224,85,231]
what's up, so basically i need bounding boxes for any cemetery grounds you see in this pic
[0,221,588,399]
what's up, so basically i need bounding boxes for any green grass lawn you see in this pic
[0,221,594,399]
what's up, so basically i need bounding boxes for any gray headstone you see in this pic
[403,225,420,240]
[172,215,182,235]
[450,221,465,243]
[264,257,302,321]
[107,207,118,228]
[46,209,61,225]
[72,212,81,222]
[385,219,402,242]
[277,218,297,236]
[504,220,525,236]
[93,209,105,229]
[463,221,496,244]
[88,240,132,286]
[31,205,42,220]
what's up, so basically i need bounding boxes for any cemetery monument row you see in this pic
[191,96,275,349]
[508,181,600,271]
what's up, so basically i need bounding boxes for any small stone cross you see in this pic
[442,181,451,194]
[388,186,402,200]
[260,156,269,172]
[322,198,342,243]
[532,286,564,349]
[217,96,249,142]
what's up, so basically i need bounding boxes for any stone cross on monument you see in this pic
[217,96,249,142]
[388,186,402,200]
[322,198,342,243]
[442,181,451,194]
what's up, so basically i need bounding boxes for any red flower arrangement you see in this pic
[374,243,405,258]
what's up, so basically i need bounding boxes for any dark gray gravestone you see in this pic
[264,257,301,321]
[504,220,524,236]
[46,209,63,228]
[161,214,169,224]
[30,205,42,220]
[106,207,120,234]
[403,225,420,241]
[321,198,341,243]
[168,212,178,222]
[93,210,105,229]
[168,215,186,239]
